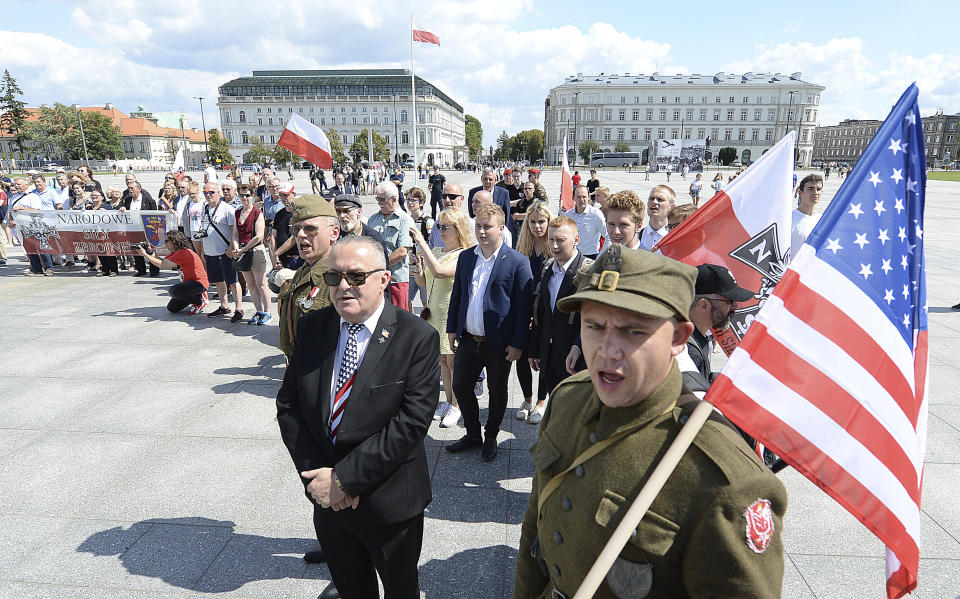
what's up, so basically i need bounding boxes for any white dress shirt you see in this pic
[638,223,669,251]
[465,243,503,336]
[548,254,577,312]
[329,299,386,410]
[129,193,143,211]
[565,205,606,254]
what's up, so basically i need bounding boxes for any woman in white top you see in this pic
[711,171,725,195]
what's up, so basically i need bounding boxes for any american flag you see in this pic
[707,83,927,599]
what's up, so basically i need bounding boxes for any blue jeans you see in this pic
[28,253,53,272]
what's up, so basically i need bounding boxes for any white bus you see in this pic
[589,152,641,168]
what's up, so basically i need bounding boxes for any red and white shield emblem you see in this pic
[743,498,774,554]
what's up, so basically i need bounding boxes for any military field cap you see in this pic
[557,244,696,321]
[695,264,753,302]
[290,194,337,223]
[333,194,362,209]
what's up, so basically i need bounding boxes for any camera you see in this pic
[192,230,208,240]
[82,199,94,210]
[133,242,153,254]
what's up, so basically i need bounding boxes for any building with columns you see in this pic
[217,69,466,167]
[544,71,824,167]
[811,119,882,166]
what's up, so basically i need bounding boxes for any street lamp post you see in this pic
[787,91,798,167]
[393,95,400,164]
[74,104,90,168]
[573,91,580,167]
[194,96,209,154]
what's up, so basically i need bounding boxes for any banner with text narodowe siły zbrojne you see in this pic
[13,210,175,256]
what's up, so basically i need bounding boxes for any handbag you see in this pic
[231,242,261,271]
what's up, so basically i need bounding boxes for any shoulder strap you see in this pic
[204,204,231,245]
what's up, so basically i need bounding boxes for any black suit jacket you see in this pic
[277,302,440,524]
[123,190,156,211]
[528,252,589,385]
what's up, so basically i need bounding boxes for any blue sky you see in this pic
[3,0,958,147]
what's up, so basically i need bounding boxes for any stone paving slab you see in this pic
[2,169,960,598]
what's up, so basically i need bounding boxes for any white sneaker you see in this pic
[515,402,533,420]
[528,404,545,425]
[440,405,461,428]
[434,401,451,421]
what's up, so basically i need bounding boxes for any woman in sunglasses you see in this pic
[410,207,472,428]
[230,183,272,325]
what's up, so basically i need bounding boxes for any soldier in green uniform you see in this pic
[527,168,548,202]
[277,194,341,357]
[514,245,787,599]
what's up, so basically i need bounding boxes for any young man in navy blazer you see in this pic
[446,203,533,461]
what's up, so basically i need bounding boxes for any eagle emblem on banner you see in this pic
[141,214,167,247]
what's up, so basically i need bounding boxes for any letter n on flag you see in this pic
[278,113,333,169]
[654,131,796,355]
[560,134,574,211]
[709,83,928,599]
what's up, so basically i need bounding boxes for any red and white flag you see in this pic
[278,113,333,169]
[412,27,440,45]
[655,132,795,355]
[560,134,574,211]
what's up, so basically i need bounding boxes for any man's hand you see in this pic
[565,345,581,375]
[529,357,540,371]
[448,333,458,353]
[505,345,522,362]
[301,467,346,508]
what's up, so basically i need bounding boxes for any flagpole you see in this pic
[410,13,418,173]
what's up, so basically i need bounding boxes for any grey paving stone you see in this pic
[418,542,517,599]
[0,581,99,598]
[930,363,960,405]
[925,411,960,464]
[919,463,960,541]
[93,520,233,593]
[0,377,125,429]
[0,428,44,459]
[192,530,312,597]
[789,554,887,599]
[432,447,510,489]
[180,384,282,440]
[916,558,960,599]
[0,514,68,576]
[781,554,817,599]
[424,485,524,526]
[3,519,151,587]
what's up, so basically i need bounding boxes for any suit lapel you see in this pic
[317,315,340,428]
[343,302,399,411]
[555,254,582,309]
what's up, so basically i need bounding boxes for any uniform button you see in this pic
[561,498,572,511]
[589,432,597,443]
[552,564,561,577]
[575,465,585,478]
[553,531,563,544]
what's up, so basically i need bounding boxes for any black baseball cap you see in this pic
[334,194,362,209]
[695,264,753,301]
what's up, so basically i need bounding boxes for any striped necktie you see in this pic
[330,322,364,444]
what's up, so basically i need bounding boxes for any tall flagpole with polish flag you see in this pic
[559,134,574,212]
[411,18,439,170]
[278,113,333,169]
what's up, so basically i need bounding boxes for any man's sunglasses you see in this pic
[442,193,461,200]
[290,223,334,236]
[322,268,385,287]
[238,193,253,198]
[202,191,217,196]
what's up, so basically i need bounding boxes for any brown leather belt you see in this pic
[468,334,486,343]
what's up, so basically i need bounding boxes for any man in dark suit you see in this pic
[277,235,440,599]
[123,180,160,276]
[330,173,352,196]
[467,168,512,231]
[446,203,533,461]
[527,216,590,418]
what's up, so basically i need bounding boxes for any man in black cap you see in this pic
[333,194,392,272]
[679,264,753,395]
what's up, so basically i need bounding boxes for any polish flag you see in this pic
[171,147,185,181]
[654,131,795,355]
[560,134,574,211]
[278,113,333,169]
[413,27,440,45]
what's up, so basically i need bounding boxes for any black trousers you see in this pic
[429,191,443,219]
[313,507,423,599]
[166,280,205,312]
[134,255,160,275]
[514,349,533,399]
[453,336,512,440]
[99,256,119,275]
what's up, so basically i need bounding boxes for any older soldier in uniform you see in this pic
[514,246,787,599]
[278,195,341,358]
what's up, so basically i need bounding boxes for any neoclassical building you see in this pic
[217,69,466,167]
[544,71,824,167]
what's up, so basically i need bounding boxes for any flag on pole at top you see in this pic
[707,83,928,599]
[278,113,333,169]
[412,26,439,45]
[171,147,185,181]
[559,134,574,211]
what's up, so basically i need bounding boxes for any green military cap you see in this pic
[290,194,337,223]
[557,244,696,321]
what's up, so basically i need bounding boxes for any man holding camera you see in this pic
[123,180,160,277]
[197,183,243,320]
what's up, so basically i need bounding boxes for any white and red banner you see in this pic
[278,113,333,169]
[560,134,574,211]
[171,147,185,181]
[13,209,175,256]
[654,131,796,355]
[412,27,440,45]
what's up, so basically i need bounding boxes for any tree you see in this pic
[348,129,391,163]
[0,70,29,160]
[515,129,545,164]
[464,114,483,161]
[578,140,601,164]
[272,145,294,166]
[718,146,738,166]
[206,128,233,165]
[614,141,631,153]
[493,130,512,161]
[326,128,346,164]
[76,111,123,160]
[242,139,272,165]
[24,103,122,160]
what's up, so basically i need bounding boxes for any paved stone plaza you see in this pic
[1,168,959,598]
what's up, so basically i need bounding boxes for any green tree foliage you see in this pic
[206,128,233,165]
[348,129,391,163]
[578,140,601,163]
[464,114,483,160]
[24,103,123,160]
[0,70,29,160]
[272,145,295,166]
[326,128,346,164]
[494,129,545,163]
[718,146,738,166]
[614,141,631,153]
[242,139,272,165]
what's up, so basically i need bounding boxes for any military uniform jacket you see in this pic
[514,365,787,599]
[278,258,331,356]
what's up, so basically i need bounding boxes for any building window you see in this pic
[644,130,651,140]
[586,130,593,140]
[743,97,749,104]
[752,130,759,141]
[257,117,263,125]
[686,110,693,120]
[738,130,745,141]
[740,110,747,121]
[757,96,763,104]
[768,109,776,121]
[288,108,293,112]
[310,118,315,124]
[672,129,679,138]
[321,118,325,125]
[787,110,794,122]
[729,96,735,103]
[341,118,346,125]
[646,110,653,121]
[617,130,624,140]
[699,110,706,121]
[618,110,625,121]
[765,129,773,141]
[270,135,275,143]
[714,111,720,121]
[673,110,680,121]
[401,131,409,143]
[352,118,357,124]
[701,97,707,103]
[659,111,666,121]
[688,96,694,103]
[259,135,264,142]
[661,96,667,103]
[605,110,612,121]
[268,118,273,125]
[715,96,721,103]
[632,110,639,121]
[754,109,762,121]
[278,118,283,126]
[726,110,734,121]
[267,108,271,113]
[238,111,245,123]
[385,135,390,143]
[241,131,248,144]
[697,129,705,138]
[299,108,303,113]
[400,110,408,123]
[620,96,626,103]
[223,111,231,124]
[630,129,638,140]
[140,142,145,151]
[657,129,665,139]
[604,130,611,140]
[724,130,731,140]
